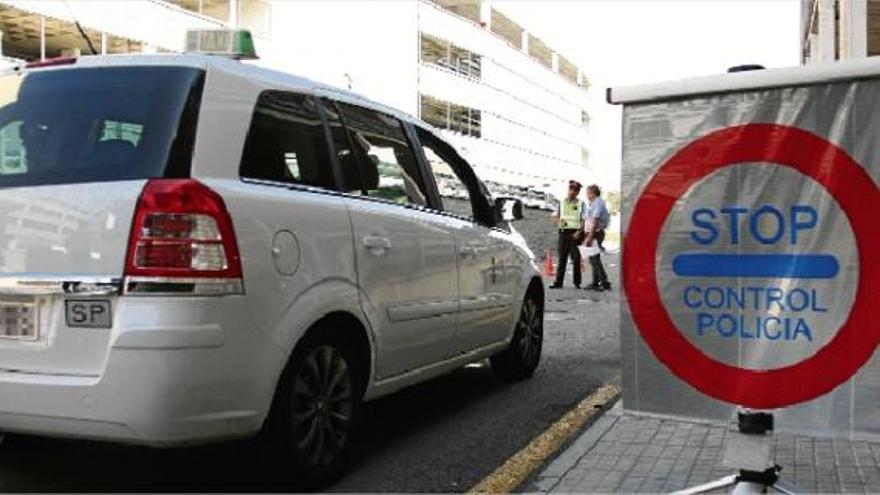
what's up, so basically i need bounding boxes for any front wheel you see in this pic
[264,334,362,485]
[491,291,543,380]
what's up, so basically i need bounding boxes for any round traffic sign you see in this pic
[624,123,880,409]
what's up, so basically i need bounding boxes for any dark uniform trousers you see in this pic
[554,229,582,287]
[589,229,609,288]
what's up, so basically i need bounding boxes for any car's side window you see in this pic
[333,102,428,207]
[239,91,335,189]
[318,99,356,187]
[416,127,492,224]
[420,134,475,220]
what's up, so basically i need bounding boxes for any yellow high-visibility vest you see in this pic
[559,199,583,230]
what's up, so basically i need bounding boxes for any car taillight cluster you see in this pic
[124,179,243,295]
[135,213,225,270]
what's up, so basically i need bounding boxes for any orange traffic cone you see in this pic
[543,248,555,278]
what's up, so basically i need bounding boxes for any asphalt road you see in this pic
[0,247,621,493]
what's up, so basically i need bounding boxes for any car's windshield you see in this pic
[0,65,204,188]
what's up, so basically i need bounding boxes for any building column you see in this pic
[552,51,559,72]
[229,0,239,28]
[40,15,45,61]
[840,0,867,59]
[101,32,107,55]
[521,30,529,54]
[480,1,491,30]
[808,33,820,61]
[817,0,836,62]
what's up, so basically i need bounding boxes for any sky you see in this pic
[493,0,802,192]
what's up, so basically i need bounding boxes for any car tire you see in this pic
[491,291,543,380]
[263,330,363,486]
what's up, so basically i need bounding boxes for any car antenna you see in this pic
[63,1,98,55]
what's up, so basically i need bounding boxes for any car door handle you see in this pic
[362,235,391,252]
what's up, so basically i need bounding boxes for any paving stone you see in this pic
[613,456,637,472]
[640,445,664,458]
[650,459,675,473]
[579,471,605,485]
[817,483,839,494]
[687,469,713,484]
[530,475,560,493]
[616,480,642,492]
[628,460,655,476]
[861,467,880,484]
[535,411,880,494]
[595,456,620,471]
[663,476,690,491]
[639,478,666,493]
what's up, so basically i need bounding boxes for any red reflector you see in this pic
[125,179,242,279]
[135,241,194,269]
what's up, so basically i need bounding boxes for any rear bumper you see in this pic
[0,297,286,447]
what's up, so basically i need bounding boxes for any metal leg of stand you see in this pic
[674,411,810,495]
[732,480,768,494]
[770,478,801,494]
[673,473,803,495]
[672,474,739,494]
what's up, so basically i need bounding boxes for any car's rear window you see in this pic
[0,65,204,188]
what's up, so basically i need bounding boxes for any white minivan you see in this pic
[0,51,543,481]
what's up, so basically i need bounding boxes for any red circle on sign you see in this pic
[624,124,880,409]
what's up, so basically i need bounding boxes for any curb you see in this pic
[527,401,623,493]
[468,383,621,494]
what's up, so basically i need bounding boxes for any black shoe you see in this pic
[549,283,563,289]
[583,284,602,291]
[574,284,581,289]
[602,282,612,291]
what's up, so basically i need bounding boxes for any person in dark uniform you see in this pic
[549,180,586,289]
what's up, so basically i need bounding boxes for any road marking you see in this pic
[468,382,621,494]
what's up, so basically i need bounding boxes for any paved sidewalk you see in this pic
[527,403,880,493]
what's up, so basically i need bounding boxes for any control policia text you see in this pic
[677,203,835,343]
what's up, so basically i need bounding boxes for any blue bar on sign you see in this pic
[672,253,839,279]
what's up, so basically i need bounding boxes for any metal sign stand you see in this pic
[674,411,802,494]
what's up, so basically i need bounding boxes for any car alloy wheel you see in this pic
[289,345,355,471]
[517,297,542,367]
[491,290,543,380]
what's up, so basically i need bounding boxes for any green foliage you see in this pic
[605,190,621,214]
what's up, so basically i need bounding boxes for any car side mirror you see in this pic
[495,197,523,222]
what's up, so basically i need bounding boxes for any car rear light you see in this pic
[124,179,244,296]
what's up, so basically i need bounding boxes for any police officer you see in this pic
[550,180,586,289]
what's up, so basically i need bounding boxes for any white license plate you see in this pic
[0,299,38,340]
[65,299,112,328]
